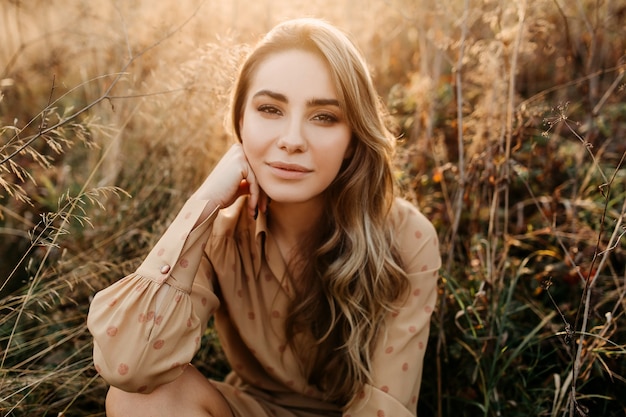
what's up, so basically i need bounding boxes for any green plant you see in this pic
[1,0,625,416]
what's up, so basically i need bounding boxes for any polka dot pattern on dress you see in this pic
[117,363,129,375]
[140,312,150,323]
[86,197,438,408]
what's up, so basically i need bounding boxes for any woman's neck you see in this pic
[267,197,324,257]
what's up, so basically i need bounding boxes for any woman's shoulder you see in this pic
[389,196,438,239]
[389,196,433,225]
[390,197,441,271]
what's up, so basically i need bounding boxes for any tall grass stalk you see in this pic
[437,0,469,416]
[1,0,625,415]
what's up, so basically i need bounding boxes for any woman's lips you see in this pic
[267,161,312,179]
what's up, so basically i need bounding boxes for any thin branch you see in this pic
[570,150,626,416]
[444,0,469,273]
[438,2,469,417]
[518,62,626,110]
[503,0,527,231]
[592,68,625,117]
[0,0,208,390]
[0,0,208,167]
[0,72,127,164]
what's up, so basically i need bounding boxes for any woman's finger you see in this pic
[237,179,250,196]
[245,168,260,218]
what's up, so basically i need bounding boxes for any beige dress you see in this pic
[87,196,440,417]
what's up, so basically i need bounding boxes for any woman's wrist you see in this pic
[192,199,221,228]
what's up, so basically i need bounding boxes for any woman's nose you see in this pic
[276,117,307,153]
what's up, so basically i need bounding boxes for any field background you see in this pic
[1,0,625,416]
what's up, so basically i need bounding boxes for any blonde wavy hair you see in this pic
[231,18,408,406]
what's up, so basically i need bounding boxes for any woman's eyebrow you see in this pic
[252,89,340,108]
[307,98,340,108]
[253,89,287,102]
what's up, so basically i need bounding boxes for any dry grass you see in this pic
[1,0,625,415]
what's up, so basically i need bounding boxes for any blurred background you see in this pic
[1,0,625,415]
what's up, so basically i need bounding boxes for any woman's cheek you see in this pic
[242,115,276,146]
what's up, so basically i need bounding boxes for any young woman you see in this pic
[87,17,440,417]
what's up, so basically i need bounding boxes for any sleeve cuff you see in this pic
[136,199,219,293]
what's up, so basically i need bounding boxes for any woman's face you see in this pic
[240,49,353,205]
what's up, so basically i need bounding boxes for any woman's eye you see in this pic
[312,113,338,123]
[258,105,282,116]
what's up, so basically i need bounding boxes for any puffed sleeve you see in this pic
[86,198,220,393]
[343,198,441,417]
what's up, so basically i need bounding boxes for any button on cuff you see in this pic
[160,265,171,274]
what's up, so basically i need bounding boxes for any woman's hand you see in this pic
[191,143,267,218]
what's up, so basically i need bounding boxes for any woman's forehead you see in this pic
[247,49,339,102]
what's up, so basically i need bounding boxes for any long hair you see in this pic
[230,18,408,407]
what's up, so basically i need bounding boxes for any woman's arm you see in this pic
[87,198,220,393]
[87,143,264,393]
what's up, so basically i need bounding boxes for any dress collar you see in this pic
[252,208,291,296]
